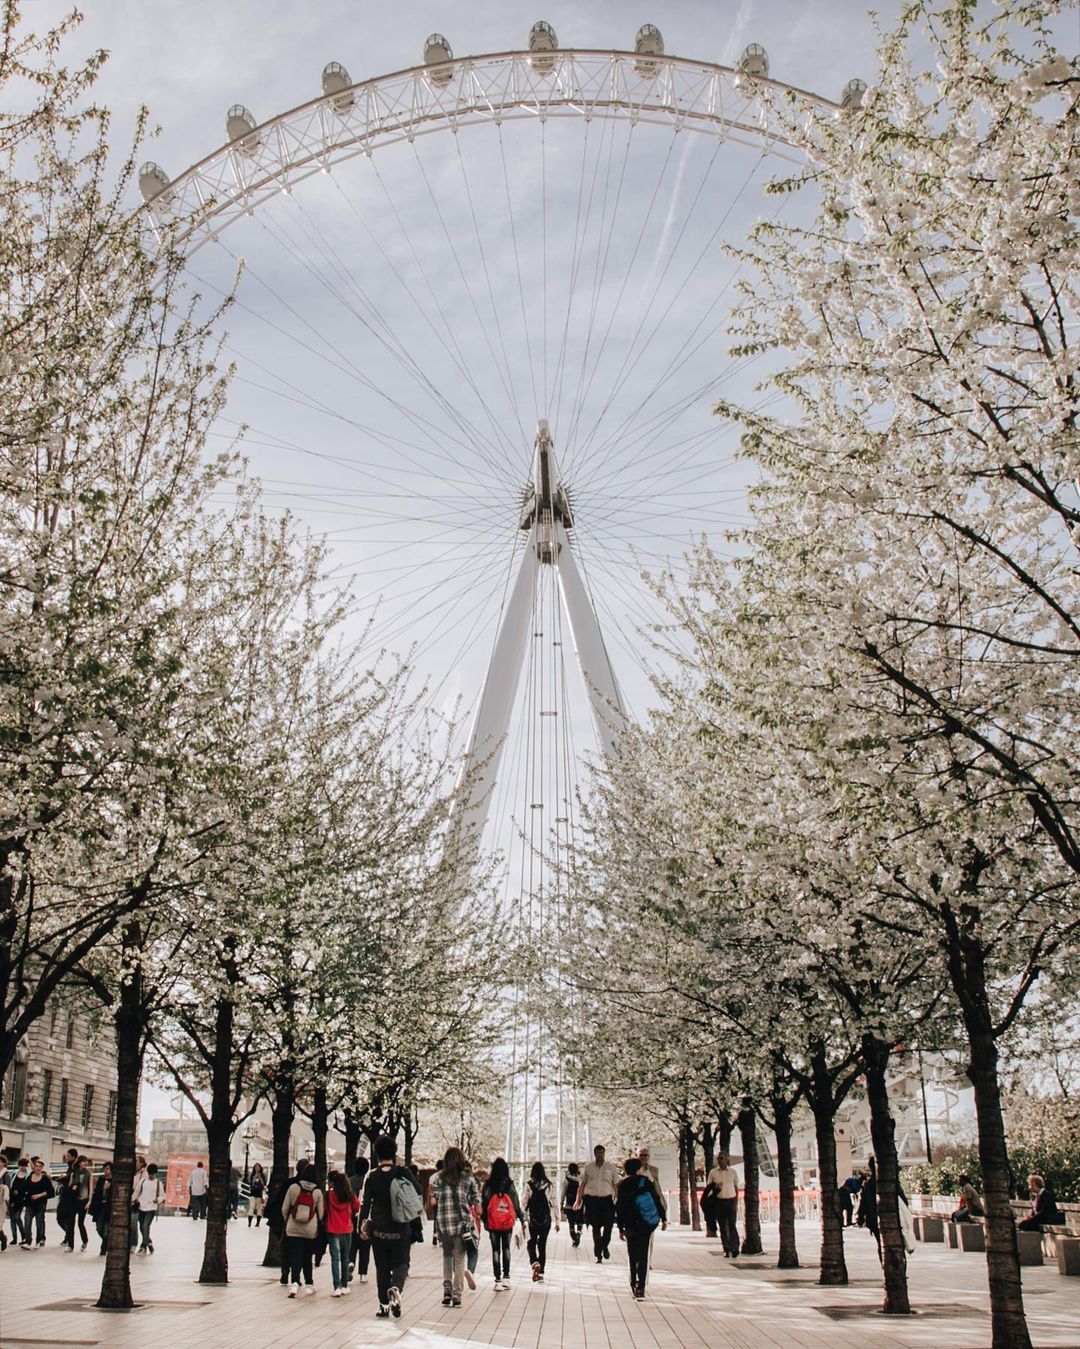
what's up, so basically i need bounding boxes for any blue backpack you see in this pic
[634,1178,660,1228]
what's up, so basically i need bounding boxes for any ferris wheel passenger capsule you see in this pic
[322,61,354,113]
[528,20,558,75]
[739,43,769,78]
[423,33,454,87]
[138,161,172,206]
[634,24,663,78]
[226,104,260,155]
[840,78,867,109]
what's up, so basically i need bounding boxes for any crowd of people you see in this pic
[263,1140,668,1314]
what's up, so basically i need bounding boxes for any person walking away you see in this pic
[8,1157,30,1248]
[89,1162,112,1255]
[1018,1174,1065,1231]
[325,1170,359,1296]
[56,1147,80,1250]
[463,1160,482,1290]
[129,1155,147,1250]
[574,1144,619,1264]
[281,1158,323,1296]
[133,1163,163,1253]
[482,1156,525,1290]
[524,1161,557,1280]
[349,1157,370,1284]
[562,1163,584,1247]
[25,1157,53,1246]
[428,1158,443,1245]
[360,1136,423,1319]
[247,1162,267,1226]
[265,1172,289,1286]
[950,1172,985,1224]
[616,1157,667,1300]
[430,1146,480,1306]
[188,1160,210,1219]
[705,1152,740,1258]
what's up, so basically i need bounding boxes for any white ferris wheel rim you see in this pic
[143,48,837,253]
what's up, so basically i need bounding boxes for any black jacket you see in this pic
[361,1164,419,1237]
[616,1174,666,1234]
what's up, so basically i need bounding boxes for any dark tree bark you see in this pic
[738,1097,763,1255]
[677,1125,690,1225]
[939,896,1031,1349]
[343,1107,361,1176]
[717,1109,733,1154]
[198,989,236,1285]
[682,1124,701,1231]
[702,1121,715,1173]
[771,1094,800,1269]
[311,1085,328,1189]
[261,1074,295,1269]
[863,1033,910,1315]
[97,920,142,1309]
[810,1041,848,1286]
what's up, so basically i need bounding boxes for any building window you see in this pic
[9,1058,27,1117]
[66,1015,75,1049]
[106,1090,118,1133]
[41,1068,53,1122]
[81,1083,95,1130]
[50,1005,58,1036]
[58,1077,69,1124]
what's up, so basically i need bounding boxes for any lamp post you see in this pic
[243,1125,255,1183]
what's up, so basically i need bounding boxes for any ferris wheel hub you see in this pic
[520,420,573,563]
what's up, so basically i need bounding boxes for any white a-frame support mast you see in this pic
[456,420,625,841]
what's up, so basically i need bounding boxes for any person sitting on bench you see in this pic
[1017,1174,1064,1232]
[951,1174,984,1224]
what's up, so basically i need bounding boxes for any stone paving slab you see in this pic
[0,1216,1077,1348]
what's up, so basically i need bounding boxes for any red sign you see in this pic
[164,1154,205,1209]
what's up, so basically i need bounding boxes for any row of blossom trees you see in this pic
[566,6,1078,1349]
[1,5,497,1309]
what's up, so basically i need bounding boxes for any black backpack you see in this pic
[527,1181,551,1224]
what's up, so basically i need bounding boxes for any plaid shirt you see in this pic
[431,1173,481,1240]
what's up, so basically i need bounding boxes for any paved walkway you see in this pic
[1,1217,1077,1348]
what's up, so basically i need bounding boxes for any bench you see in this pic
[956,1222,986,1253]
[914,1215,945,1243]
[1015,1229,1043,1266]
[1055,1235,1080,1276]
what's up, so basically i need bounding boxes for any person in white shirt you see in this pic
[573,1144,619,1263]
[705,1154,740,1257]
[188,1160,210,1220]
[637,1148,660,1187]
[133,1163,164,1253]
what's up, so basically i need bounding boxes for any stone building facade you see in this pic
[0,1001,120,1165]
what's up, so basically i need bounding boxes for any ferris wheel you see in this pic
[139,23,856,1166]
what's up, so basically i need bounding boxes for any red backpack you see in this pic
[486,1191,516,1232]
[290,1185,318,1225]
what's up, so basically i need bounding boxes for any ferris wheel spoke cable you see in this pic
[409,142,531,463]
[560,115,634,460]
[496,124,540,425]
[561,129,695,483]
[252,203,516,491]
[451,134,532,463]
[568,150,767,480]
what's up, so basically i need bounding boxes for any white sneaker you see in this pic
[359,1274,367,1283]
[464,1268,476,1290]
[303,1285,316,1296]
[494,1280,504,1292]
[331,1287,342,1297]
[341,1285,351,1296]
[288,1283,298,1298]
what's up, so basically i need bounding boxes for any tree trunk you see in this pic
[262,1080,294,1268]
[677,1125,690,1225]
[738,1098,763,1255]
[702,1120,715,1174]
[344,1107,360,1176]
[403,1107,417,1166]
[97,921,142,1309]
[863,1033,910,1315]
[772,1095,799,1269]
[810,1044,847,1286]
[312,1085,328,1189]
[968,1022,1031,1349]
[717,1109,733,1154]
[199,991,235,1284]
[682,1125,701,1230]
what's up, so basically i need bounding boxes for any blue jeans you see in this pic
[138,1211,156,1249]
[328,1232,351,1289]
